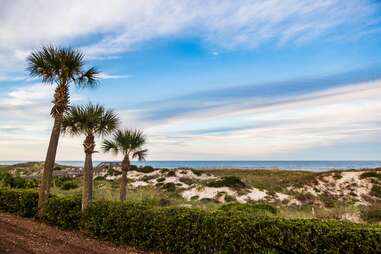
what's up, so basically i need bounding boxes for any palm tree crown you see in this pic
[102,129,147,160]
[27,45,98,117]
[102,129,147,202]
[62,103,119,210]
[62,104,119,139]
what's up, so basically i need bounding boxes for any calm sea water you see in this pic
[1,160,381,171]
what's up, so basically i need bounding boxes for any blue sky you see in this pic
[1,0,381,160]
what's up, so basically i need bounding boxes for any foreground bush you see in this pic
[83,202,381,254]
[1,188,380,253]
[1,173,38,189]
[42,195,81,229]
[0,188,38,217]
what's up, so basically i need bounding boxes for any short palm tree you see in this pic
[102,129,147,201]
[62,104,119,210]
[27,45,99,215]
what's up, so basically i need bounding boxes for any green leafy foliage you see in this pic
[162,182,176,192]
[360,171,381,180]
[207,176,246,188]
[60,181,79,190]
[218,203,278,217]
[371,185,381,198]
[42,195,81,229]
[94,176,106,181]
[156,177,166,183]
[1,174,38,189]
[138,166,155,173]
[82,202,381,254]
[1,188,380,253]
[361,206,381,223]
[166,170,176,177]
[0,188,38,217]
[53,176,79,190]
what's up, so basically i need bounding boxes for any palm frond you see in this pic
[132,149,148,161]
[26,45,99,88]
[61,103,119,137]
[102,128,147,158]
[101,139,119,155]
[76,67,99,88]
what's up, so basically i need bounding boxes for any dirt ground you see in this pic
[0,212,152,254]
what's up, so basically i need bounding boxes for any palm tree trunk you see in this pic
[37,114,62,216]
[82,135,95,211]
[37,81,69,216]
[120,157,129,202]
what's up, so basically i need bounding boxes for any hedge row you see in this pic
[0,188,38,217]
[82,202,381,254]
[1,188,380,254]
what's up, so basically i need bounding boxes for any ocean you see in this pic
[1,160,381,171]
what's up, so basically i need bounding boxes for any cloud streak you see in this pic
[132,65,381,122]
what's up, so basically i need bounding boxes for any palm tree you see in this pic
[62,104,119,210]
[102,129,147,201]
[27,45,99,215]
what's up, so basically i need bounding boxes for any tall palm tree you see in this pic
[27,45,99,215]
[62,104,119,210]
[102,129,147,201]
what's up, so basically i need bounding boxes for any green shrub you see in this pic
[43,195,81,229]
[191,169,203,176]
[361,207,381,223]
[295,193,316,205]
[207,176,246,188]
[129,165,138,171]
[371,185,381,198]
[0,188,38,217]
[1,188,381,253]
[225,194,236,202]
[94,176,106,181]
[319,193,336,208]
[82,202,381,254]
[179,177,195,185]
[1,174,38,189]
[53,176,72,187]
[136,166,155,173]
[162,182,176,192]
[60,180,79,190]
[107,168,122,176]
[219,203,278,216]
[156,177,166,183]
[167,170,176,177]
[360,172,381,180]
[0,188,81,229]
[140,175,157,182]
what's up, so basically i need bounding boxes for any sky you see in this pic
[1,0,381,161]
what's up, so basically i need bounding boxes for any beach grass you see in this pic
[205,169,315,193]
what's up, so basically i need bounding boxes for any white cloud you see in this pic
[0,0,378,75]
[130,80,381,159]
[2,80,381,160]
[98,72,133,80]
[0,83,87,160]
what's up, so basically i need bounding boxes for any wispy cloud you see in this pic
[107,65,381,160]
[98,72,133,80]
[0,0,379,73]
[131,65,381,122]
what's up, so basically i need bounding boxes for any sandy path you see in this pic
[0,212,153,254]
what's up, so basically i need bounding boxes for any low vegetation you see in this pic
[1,188,380,254]
[2,162,381,224]
[206,176,246,188]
